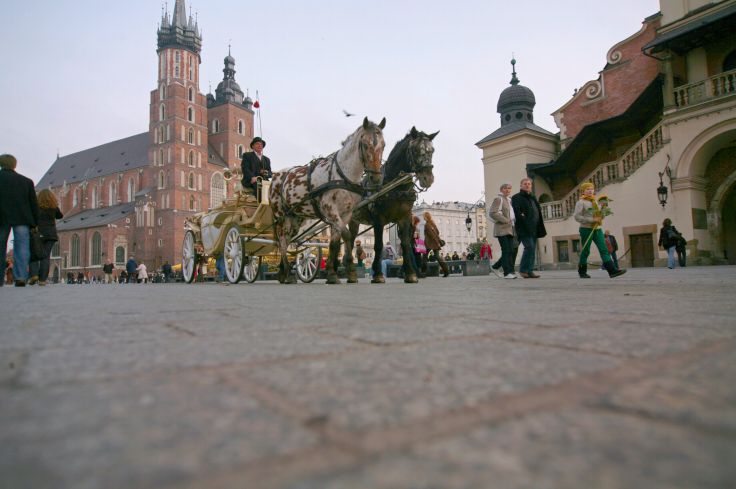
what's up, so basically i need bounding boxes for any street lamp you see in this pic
[465,213,472,233]
[657,167,671,208]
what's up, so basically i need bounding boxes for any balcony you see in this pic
[674,68,736,109]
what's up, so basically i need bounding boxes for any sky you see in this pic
[0,0,659,204]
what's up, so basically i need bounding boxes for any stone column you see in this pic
[662,52,676,111]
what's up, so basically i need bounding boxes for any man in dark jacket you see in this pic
[511,177,547,278]
[0,154,40,286]
[161,261,172,283]
[240,137,272,194]
[126,257,138,283]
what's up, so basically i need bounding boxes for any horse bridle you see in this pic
[407,137,434,190]
[358,135,383,190]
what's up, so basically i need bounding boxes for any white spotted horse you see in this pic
[349,127,438,283]
[269,117,386,284]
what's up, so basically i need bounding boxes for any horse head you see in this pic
[357,116,386,188]
[385,127,438,189]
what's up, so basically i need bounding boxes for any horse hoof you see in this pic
[326,274,341,284]
[404,274,418,284]
[347,278,358,284]
[371,276,385,284]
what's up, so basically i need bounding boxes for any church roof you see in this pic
[475,121,554,146]
[56,202,136,232]
[37,132,149,189]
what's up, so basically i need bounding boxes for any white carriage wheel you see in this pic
[223,226,244,284]
[182,230,197,284]
[243,255,261,283]
[295,246,320,283]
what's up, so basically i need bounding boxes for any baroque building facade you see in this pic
[36,0,255,280]
[477,0,736,268]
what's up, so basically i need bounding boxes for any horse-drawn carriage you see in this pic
[181,117,438,285]
[181,172,323,284]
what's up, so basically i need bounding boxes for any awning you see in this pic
[643,3,736,55]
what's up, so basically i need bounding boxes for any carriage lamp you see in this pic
[465,213,473,233]
[657,170,669,208]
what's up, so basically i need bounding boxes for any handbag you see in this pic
[29,227,45,261]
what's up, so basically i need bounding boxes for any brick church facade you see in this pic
[37,0,255,280]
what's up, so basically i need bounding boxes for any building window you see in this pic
[174,51,180,78]
[189,195,195,211]
[73,189,79,207]
[210,172,225,208]
[127,178,135,202]
[158,217,163,226]
[115,246,125,265]
[237,119,244,135]
[159,83,166,100]
[188,87,194,102]
[158,238,163,248]
[90,186,97,209]
[212,119,219,133]
[158,170,165,189]
[159,104,165,121]
[71,234,80,267]
[188,128,194,144]
[237,144,244,158]
[188,172,195,190]
[572,239,581,253]
[188,151,195,167]
[188,107,194,123]
[108,181,116,206]
[557,241,569,263]
[159,149,164,167]
[188,55,194,80]
[158,126,164,144]
[91,232,102,266]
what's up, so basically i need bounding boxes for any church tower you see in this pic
[146,0,208,268]
[207,49,254,193]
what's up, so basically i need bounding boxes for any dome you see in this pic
[224,54,235,65]
[497,84,535,112]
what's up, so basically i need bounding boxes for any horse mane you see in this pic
[383,132,413,182]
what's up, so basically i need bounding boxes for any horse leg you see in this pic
[371,221,385,284]
[342,222,358,283]
[398,215,418,284]
[276,220,296,284]
[325,227,341,284]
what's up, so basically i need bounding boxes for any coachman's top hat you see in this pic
[250,137,266,149]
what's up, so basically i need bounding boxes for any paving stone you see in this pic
[286,409,736,489]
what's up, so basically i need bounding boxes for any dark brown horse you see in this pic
[349,127,438,283]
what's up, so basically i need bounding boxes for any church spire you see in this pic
[157,0,202,54]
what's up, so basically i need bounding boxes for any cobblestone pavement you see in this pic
[1,266,735,489]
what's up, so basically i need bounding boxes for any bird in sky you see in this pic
[343,109,355,117]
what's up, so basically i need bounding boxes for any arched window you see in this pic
[127,178,135,202]
[115,246,125,265]
[73,188,79,207]
[158,126,164,144]
[158,170,165,189]
[188,172,195,189]
[91,186,97,209]
[212,119,219,133]
[91,232,102,266]
[108,181,116,206]
[189,194,196,211]
[237,144,244,158]
[188,150,195,167]
[159,83,166,100]
[210,172,225,208]
[159,104,165,121]
[188,106,194,123]
[71,234,80,267]
[188,87,194,102]
[238,119,244,135]
[188,128,194,144]
[159,149,164,166]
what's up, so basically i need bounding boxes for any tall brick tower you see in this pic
[145,0,207,269]
[207,49,255,194]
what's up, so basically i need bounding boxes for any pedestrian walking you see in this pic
[28,189,63,286]
[511,177,546,278]
[126,257,138,283]
[573,183,626,278]
[489,182,518,279]
[136,262,149,283]
[423,211,449,277]
[102,258,115,284]
[0,154,40,287]
[658,218,685,269]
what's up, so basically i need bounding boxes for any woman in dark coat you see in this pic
[422,211,449,277]
[28,189,63,285]
[658,218,683,269]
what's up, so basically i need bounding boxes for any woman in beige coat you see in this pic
[423,212,449,277]
[488,182,518,278]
